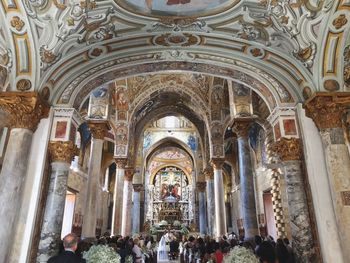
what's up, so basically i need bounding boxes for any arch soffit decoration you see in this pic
[1,1,349,101]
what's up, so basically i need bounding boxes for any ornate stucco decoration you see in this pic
[87,121,109,140]
[269,137,302,162]
[152,33,202,47]
[115,158,127,169]
[304,93,350,130]
[10,16,25,31]
[345,46,350,89]
[16,79,32,91]
[232,117,255,138]
[0,92,49,131]
[49,141,78,163]
[147,18,211,33]
[210,158,225,170]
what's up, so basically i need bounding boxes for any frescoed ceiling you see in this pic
[0,0,348,110]
[117,0,235,17]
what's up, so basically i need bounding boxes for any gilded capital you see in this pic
[196,182,206,192]
[304,93,350,130]
[210,158,225,169]
[0,92,49,131]
[133,184,143,192]
[232,118,254,138]
[115,158,127,169]
[125,167,134,181]
[88,121,109,140]
[203,166,214,180]
[269,137,302,161]
[49,141,78,163]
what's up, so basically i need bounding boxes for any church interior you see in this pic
[0,0,350,262]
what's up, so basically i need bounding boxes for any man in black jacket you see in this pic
[48,233,85,263]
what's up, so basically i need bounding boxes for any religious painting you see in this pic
[187,134,196,151]
[117,111,127,121]
[155,167,187,201]
[116,90,128,111]
[54,121,68,139]
[116,123,128,145]
[118,0,231,16]
[283,119,297,136]
[88,86,109,119]
[274,123,281,140]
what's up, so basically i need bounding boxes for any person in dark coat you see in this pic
[48,233,85,263]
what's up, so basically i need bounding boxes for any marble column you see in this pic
[132,184,143,234]
[211,158,227,239]
[232,119,259,241]
[37,142,77,262]
[197,182,207,236]
[0,92,48,260]
[204,167,215,236]
[82,122,108,238]
[121,167,134,237]
[305,95,350,262]
[111,158,127,235]
[271,138,315,262]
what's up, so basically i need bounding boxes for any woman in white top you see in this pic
[157,235,169,261]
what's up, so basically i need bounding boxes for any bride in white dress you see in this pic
[157,235,169,261]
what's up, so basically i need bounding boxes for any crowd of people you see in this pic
[49,232,296,263]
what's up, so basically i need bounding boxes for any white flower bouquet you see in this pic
[83,245,121,263]
[173,220,181,227]
[223,246,259,263]
[159,220,168,226]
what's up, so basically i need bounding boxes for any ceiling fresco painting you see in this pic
[118,0,232,16]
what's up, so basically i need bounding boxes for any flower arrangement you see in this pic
[223,246,259,263]
[83,245,121,263]
[159,220,168,226]
[180,224,189,235]
[173,220,181,227]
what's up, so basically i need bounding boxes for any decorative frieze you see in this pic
[87,121,109,140]
[269,137,302,161]
[49,141,78,163]
[0,92,49,131]
[304,93,350,130]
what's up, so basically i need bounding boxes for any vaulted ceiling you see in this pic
[0,0,349,110]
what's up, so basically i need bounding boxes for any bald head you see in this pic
[63,233,78,251]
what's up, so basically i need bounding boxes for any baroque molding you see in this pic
[0,92,49,131]
[49,141,78,163]
[269,137,302,162]
[304,93,350,130]
[87,121,109,140]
